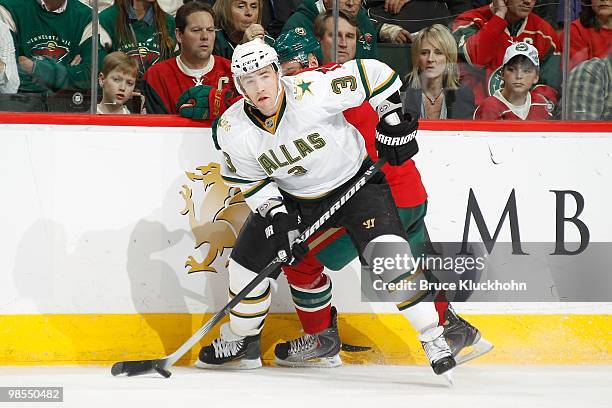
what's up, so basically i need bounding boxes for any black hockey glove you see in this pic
[375,112,419,166]
[259,199,308,266]
[265,212,308,265]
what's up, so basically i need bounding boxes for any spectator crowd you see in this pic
[0,0,609,120]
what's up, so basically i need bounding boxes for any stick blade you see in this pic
[340,343,372,352]
[111,359,169,377]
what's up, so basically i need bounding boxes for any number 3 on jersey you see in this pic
[331,76,357,94]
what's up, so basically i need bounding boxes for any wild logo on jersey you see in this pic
[488,66,504,96]
[257,133,326,176]
[359,32,374,51]
[30,40,70,62]
[180,163,250,273]
[124,44,161,70]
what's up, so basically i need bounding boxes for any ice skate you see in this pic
[274,306,342,368]
[195,323,262,370]
[420,325,456,377]
[443,305,493,365]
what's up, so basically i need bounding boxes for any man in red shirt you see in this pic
[272,26,492,368]
[143,2,234,115]
[452,0,561,106]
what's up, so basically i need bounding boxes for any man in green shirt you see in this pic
[281,0,411,60]
[0,0,94,111]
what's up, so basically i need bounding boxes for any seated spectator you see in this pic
[0,0,94,111]
[474,42,553,120]
[569,0,612,71]
[282,0,411,59]
[452,0,561,106]
[0,19,18,94]
[366,0,472,33]
[567,55,612,120]
[99,0,176,90]
[144,1,234,114]
[401,24,475,119]
[202,0,298,39]
[97,51,139,114]
[212,0,275,59]
[313,10,358,64]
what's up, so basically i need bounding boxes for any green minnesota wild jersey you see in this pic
[99,3,175,76]
[215,59,400,212]
[0,0,93,93]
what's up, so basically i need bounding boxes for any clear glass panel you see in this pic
[3,1,608,120]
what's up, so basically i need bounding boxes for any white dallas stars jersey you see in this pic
[214,59,401,211]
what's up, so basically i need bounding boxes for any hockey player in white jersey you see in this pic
[196,39,456,377]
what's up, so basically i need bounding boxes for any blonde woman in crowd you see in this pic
[212,0,274,59]
[401,24,474,120]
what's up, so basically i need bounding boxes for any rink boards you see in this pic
[0,115,610,365]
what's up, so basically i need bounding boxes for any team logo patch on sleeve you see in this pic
[294,78,314,101]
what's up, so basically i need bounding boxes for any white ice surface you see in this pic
[1,365,610,408]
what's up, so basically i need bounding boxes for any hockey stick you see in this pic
[111,158,387,378]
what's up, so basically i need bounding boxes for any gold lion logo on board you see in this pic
[180,163,250,273]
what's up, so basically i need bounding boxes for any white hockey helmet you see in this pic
[231,39,282,104]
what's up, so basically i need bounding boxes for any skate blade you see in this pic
[194,358,262,370]
[455,337,494,366]
[442,370,454,386]
[274,354,342,368]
